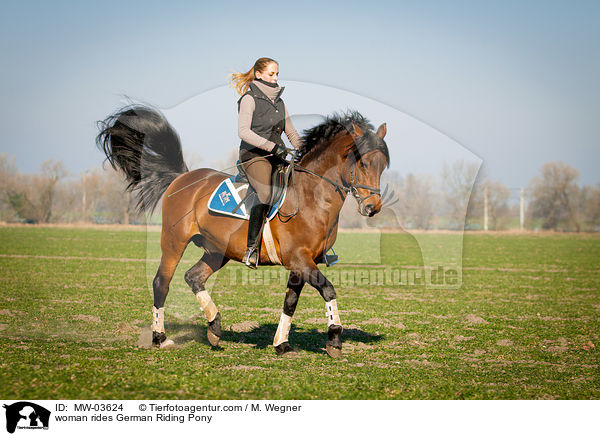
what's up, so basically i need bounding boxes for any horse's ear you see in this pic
[376,123,387,139]
[351,123,363,138]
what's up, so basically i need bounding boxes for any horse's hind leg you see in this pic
[152,238,188,348]
[184,252,229,346]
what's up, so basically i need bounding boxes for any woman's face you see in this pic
[255,62,279,83]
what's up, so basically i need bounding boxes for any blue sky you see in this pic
[1,0,598,187]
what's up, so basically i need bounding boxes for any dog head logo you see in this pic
[3,402,50,433]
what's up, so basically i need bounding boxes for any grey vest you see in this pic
[237,82,287,149]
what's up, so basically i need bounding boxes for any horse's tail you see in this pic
[96,105,188,214]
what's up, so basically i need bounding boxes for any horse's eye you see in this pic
[361,161,369,169]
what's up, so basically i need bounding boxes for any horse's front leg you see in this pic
[273,271,305,355]
[293,256,343,358]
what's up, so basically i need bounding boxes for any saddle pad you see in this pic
[208,175,288,221]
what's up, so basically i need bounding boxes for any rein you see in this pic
[166,154,274,198]
[291,163,347,194]
[291,156,381,211]
[166,147,382,220]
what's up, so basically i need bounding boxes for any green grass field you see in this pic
[0,226,598,399]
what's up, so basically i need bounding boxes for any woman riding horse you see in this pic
[97,101,389,357]
[230,57,304,269]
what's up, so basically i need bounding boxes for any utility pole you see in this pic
[520,187,525,231]
[483,184,489,231]
[81,172,87,222]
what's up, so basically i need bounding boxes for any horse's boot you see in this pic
[243,203,269,269]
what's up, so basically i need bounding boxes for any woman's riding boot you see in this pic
[243,203,269,269]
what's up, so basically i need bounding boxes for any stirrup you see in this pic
[325,253,339,267]
[321,248,339,267]
[243,246,259,269]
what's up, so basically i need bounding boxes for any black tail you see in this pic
[96,105,188,214]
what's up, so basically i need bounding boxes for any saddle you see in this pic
[207,161,339,267]
[208,162,290,220]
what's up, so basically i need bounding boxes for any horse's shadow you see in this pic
[165,322,384,354]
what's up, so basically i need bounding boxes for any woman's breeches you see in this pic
[242,157,274,205]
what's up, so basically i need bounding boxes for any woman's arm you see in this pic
[238,95,276,152]
[284,106,304,149]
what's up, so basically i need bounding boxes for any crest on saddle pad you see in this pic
[208,170,290,220]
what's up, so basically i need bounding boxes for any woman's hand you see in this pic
[272,143,292,162]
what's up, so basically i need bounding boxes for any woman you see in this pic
[230,57,304,269]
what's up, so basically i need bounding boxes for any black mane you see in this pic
[298,110,390,167]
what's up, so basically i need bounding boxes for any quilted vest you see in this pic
[237,82,287,148]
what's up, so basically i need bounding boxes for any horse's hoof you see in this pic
[207,313,222,347]
[326,344,342,359]
[326,324,343,358]
[159,339,176,349]
[152,331,167,347]
[207,330,220,347]
[275,342,296,356]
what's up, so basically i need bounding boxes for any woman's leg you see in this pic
[242,157,273,205]
[241,157,273,268]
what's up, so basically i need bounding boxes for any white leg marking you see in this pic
[273,313,293,347]
[325,299,341,327]
[152,306,165,333]
[196,290,218,322]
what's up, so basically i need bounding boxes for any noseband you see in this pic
[346,162,381,211]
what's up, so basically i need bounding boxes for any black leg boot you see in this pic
[243,203,269,269]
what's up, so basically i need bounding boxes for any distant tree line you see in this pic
[0,154,138,224]
[340,160,599,232]
[1,153,598,231]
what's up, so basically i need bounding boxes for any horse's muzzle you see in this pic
[364,204,377,217]
[360,199,382,217]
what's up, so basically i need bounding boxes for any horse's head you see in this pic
[346,122,389,217]
[298,111,390,216]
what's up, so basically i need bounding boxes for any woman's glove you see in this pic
[272,143,292,162]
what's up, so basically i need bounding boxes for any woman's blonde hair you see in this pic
[229,57,278,95]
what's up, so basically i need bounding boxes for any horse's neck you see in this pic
[297,143,348,215]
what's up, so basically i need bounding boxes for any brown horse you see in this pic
[97,106,389,357]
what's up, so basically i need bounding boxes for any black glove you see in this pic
[272,143,292,162]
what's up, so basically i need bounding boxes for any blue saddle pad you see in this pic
[207,175,288,220]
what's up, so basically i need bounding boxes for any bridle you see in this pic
[291,149,382,214]
[346,160,381,212]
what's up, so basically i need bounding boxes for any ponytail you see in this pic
[229,57,278,95]
[229,68,255,95]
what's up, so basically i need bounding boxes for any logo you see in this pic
[219,191,231,205]
[3,402,50,433]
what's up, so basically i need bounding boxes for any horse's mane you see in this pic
[298,110,390,167]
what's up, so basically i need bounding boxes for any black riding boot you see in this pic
[243,203,269,269]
